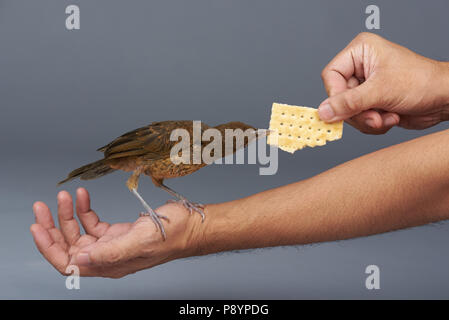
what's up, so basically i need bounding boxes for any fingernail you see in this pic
[76,253,90,266]
[365,118,376,128]
[318,103,335,121]
[384,116,397,127]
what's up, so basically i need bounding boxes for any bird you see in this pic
[58,120,265,239]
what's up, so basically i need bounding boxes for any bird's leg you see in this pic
[159,183,205,222]
[127,172,168,239]
[131,189,168,239]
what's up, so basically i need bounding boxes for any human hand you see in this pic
[30,188,202,278]
[318,32,449,134]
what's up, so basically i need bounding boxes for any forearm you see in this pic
[192,129,449,255]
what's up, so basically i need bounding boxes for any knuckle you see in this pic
[356,32,373,42]
[321,62,334,79]
[320,68,328,80]
[356,32,383,46]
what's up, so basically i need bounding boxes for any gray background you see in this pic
[0,0,448,299]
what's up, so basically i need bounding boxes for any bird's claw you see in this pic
[167,199,206,222]
[139,211,168,240]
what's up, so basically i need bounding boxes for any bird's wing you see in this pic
[99,121,197,160]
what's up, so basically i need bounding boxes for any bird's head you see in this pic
[214,121,270,138]
[214,121,255,132]
[213,121,269,156]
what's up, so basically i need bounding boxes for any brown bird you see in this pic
[58,120,264,239]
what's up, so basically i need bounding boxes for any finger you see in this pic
[318,80,379,122]
[33,201,56,229]
[57,191,81,245]
[30,223,70,274]
[346,110,399,134]
[33,201,68,249]
[398,114,439,130]
[76,188,109,238]
[321,47,357,96]
[347,76,360,89]
[380,112,400,128]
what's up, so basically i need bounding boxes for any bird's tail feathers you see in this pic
[58,159,115,185]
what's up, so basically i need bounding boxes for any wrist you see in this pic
[188,195,288,257]
[188,201,252,257]
[189,203,234,257]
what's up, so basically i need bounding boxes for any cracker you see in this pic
[267,103,343,153]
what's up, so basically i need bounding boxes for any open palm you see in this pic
[30,188,197,278]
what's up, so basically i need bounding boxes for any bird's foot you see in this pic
[167,199,205,222]
[139,211,169,240]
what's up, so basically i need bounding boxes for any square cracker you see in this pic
[267,103,343,153]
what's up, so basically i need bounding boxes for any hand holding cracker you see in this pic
[318,33,449,134]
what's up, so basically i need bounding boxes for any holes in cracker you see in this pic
[268,103,343,152]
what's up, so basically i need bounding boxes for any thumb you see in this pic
[74,222,157,267]
[74,238,140,267]
[318,81,379,122]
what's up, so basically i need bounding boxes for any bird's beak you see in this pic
[257,129,271,137]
